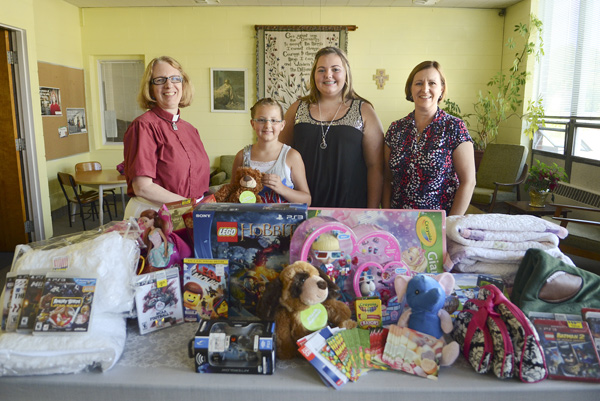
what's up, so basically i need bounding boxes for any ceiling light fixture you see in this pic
[412,0,441,5]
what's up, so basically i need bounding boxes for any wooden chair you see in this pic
[470,144,528,212]
[551,203,600,262]
[75,161,118,218]
[57,172,112,230]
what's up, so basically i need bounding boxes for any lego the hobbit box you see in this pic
[190,318,275,374]
[193,203,307,317]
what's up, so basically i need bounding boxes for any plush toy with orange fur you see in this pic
[257,261,357,360]
[214,166,264,203]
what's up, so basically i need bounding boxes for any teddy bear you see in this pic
[394,273,460,366]
[257,261,357,360]
[214,166,264,203]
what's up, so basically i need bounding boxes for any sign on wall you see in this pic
[255,25,354,111]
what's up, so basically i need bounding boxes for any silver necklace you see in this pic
[318,101,343,150]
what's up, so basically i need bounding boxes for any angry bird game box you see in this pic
[193,203,307,318]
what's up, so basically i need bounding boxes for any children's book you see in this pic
[381,325,444,380]
[134,267,184,335]
[17,273,46,333]
[6,274,29,332]
[1,273,17,331]
[182,258,229,322]
[298,326,349,389]
[533,319,600,382]
[366,327,389,369]
[33,275,97,334]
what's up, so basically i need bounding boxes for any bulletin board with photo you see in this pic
[38,61,89,160]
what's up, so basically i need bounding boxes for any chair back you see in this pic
[75,161,102,172]
[476,144,527,192]
[57,172,80,202]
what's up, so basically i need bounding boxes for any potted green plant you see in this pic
[443,16,545,153]
[524,159,568,207]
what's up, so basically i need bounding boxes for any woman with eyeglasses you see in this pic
[280,47,384,208]
[229,98,311,204]
[123,56,210,218]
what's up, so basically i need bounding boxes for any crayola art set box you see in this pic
[307,208,445,274]
[193,203,307,318]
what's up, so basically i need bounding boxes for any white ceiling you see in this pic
[62,0,522,9]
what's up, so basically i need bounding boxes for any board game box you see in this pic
[193,203,307,317]
[134,267,184,335]
[182,258,229,322]
[533,318,600,382]
[33,275,97,334]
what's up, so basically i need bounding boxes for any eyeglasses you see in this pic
[252,118,283,125]
[151,75,183,85]
[314,250,342,260]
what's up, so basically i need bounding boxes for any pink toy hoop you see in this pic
[290,216,357,263]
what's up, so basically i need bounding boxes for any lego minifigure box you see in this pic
[193,203,307,318]
[190,318,275,374]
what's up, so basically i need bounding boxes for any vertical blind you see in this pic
[535,0,600,117]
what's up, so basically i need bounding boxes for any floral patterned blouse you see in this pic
[385,108,472,213]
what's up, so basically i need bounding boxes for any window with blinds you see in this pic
[99,59,145,144]
[533,0,600,160]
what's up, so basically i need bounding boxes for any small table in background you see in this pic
[505,200,571,218]
[75,169,127,224]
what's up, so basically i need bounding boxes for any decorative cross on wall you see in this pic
[373,69,389,90]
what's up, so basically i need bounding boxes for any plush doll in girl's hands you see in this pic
[394,273,459,366]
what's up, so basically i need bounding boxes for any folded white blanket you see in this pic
[447,214,568,241]
[0,313,126,376]
[450,261,522,286]
[11,231,138,315]
[446,239,571,267]
[0,231,139,376]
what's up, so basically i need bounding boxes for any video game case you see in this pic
[1,273,17,331]
[5,274,29,332]
[582,308,600,355]
[533,319,600,382]
[33,275,97,334]
[17,273,46,333]
[134,267,184,335]
[182,258,229,322]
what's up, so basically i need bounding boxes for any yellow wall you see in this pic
[33,0,88,213]
[1,0,535,239]
[79,6,507,163]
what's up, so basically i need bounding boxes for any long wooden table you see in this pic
[74,169,126,224]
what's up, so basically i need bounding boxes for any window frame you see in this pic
[97,57,145,146]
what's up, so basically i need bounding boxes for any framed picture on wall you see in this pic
[255,25,354,111]
[210,68,247,113]
[40,86,62,116]
[66,108,87,135]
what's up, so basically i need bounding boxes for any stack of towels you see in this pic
[444,214,574,286]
